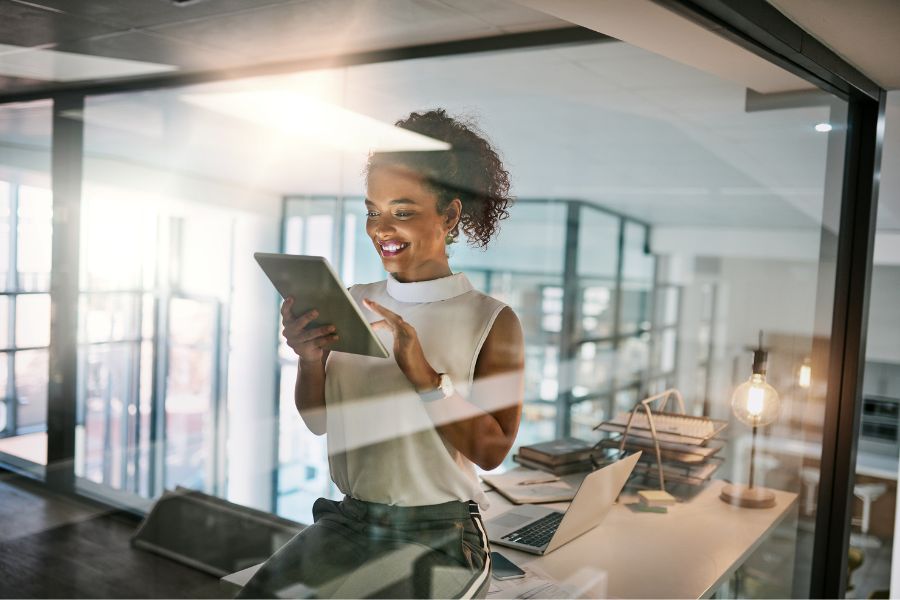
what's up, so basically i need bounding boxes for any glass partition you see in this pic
[848,90,900,599]
[4,5,858,596]
[0,100,53,476]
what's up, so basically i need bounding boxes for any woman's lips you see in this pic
[378,240,410,258]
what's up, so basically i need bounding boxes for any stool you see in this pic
[800,467,819,516]
[846,547,864,592]
[852,483,887,535]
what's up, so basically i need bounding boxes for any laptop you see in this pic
[485,451,641,555]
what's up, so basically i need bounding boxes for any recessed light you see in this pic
[815,123,832,132]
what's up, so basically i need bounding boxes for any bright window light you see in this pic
[0,44,176,82]
[180,91,452,153]
[815,123,833,132]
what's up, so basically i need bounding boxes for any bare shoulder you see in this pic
[476,306,524,375]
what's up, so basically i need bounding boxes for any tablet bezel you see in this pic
[254,252,389,359]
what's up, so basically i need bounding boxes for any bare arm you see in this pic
[366,299,524,470]
[281,298,339,436]
[425,307,524,470]
[294,355,328,436]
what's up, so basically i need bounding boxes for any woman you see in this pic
[240,109,524,599]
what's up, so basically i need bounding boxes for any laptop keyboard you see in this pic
[501,511,564,548]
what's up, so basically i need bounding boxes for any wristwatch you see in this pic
[418,373,454,402]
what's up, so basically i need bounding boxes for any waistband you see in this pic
[340,495,480,523]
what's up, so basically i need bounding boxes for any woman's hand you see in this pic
[281,297,339,363]
[364,298,439,392]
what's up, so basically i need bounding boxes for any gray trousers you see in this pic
[237,496,492,599]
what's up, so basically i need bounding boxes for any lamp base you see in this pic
[720,483,776,508]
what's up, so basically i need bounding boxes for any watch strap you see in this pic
[418,373,451,402]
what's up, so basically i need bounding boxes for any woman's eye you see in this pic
[395,211,414,218]
[366,211,379,218]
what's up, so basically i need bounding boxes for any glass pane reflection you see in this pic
[15,294,51,349]
[14,349,48,432]
[16,185,52,292]
[164,298,218,492]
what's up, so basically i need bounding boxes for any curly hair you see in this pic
[366,109,513,249]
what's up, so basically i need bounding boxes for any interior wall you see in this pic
[867,265,900,364]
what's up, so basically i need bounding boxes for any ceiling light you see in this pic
[0,44,176,82]
[815,123,833,132]
[180,91,451,153]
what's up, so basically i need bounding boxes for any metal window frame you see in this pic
[46,93,83,493]
[659,2,884,597]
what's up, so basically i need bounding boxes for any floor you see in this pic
[0,466,893,599]
[0,471,223,599]
[848,534,893,600]
[0,432,47,465]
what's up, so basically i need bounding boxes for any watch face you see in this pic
[439,374,454,397]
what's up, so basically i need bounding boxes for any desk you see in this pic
[220,481,797,599]
[482,480,797,599]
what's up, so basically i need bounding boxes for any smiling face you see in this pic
[365,164,460,283]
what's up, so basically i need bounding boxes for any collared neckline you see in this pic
[385,272,474,303]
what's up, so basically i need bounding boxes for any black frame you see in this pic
[46,93,83,493]
[661,2,885,597]
[0,6,885,598]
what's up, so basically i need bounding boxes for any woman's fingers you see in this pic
[282,303,319,329]
[314,334,339,348]
[364,299,402,324]
[370,319,390,331]
[298,325,336,343]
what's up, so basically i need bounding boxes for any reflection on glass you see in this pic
[164,298,217,492]
[620,284,651,335]
[580,286,613,338]
[0,100,51,472]
[39,29,859,598]
[80,293,139,344]
[0,297,7,348]
[0,182,9,290]
[578,208,618,278]
[81,344,139,489]
[574,341,613,397]
[81,194,151,291]
[16,185,52,292]
[15,294,50,348]
[0,353,8,432]
[14,349,48,432]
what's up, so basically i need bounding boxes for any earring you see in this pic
[445,226,459,245]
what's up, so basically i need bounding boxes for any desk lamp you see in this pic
[721,332,780,508]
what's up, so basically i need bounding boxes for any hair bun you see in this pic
[367,109,512,249]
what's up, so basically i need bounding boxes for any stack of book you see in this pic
[512,437,597,475]
[596,411,727,489]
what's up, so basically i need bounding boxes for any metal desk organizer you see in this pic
[595,388,728,493]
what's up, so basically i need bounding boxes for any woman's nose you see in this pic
[374,220,396,237]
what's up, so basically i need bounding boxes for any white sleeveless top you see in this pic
[324,272,507,509]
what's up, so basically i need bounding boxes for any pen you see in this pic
[517,476,561,486]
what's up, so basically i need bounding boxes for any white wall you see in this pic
[867,265,900,363]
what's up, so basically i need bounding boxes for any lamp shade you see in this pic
[731,373,780,427]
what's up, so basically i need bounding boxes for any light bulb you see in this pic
[747,386,765,416]
[731,373,780,427]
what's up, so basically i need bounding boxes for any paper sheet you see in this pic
[487,564,576,599]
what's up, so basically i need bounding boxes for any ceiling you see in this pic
[0,0,896,239]
[767,0,900,91]
[0,40,855,227]
[0,0,567,97]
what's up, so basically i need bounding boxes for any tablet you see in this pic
[254,253,389,359]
